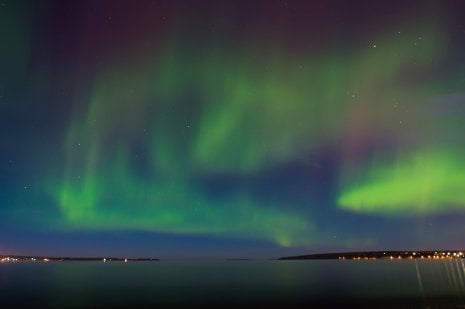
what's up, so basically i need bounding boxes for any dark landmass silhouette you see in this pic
[0,255,159,262]
[279,250,465,260]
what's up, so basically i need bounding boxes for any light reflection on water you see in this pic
[1,260,465,307]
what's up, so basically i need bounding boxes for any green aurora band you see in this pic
[50,12,459,245]
[338,150,465,215]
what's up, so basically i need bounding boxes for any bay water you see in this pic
[1,260,465,307]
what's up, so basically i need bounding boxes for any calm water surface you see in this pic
[2,260,465,307]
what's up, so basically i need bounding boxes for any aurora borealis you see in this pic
[2,0,465,258]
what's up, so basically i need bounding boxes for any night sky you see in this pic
[2,0,465,259]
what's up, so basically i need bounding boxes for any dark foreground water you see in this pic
[2,260,465,308]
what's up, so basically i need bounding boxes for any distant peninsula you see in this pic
[279,250,465,260]
[1,255,159,263]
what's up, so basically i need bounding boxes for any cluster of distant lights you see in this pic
[103,258,128,263]
[1,257,54,263]
[338,251,465,260]
[1,257,40,263]
[0,257,129,263]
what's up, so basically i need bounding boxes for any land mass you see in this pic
[279,250,465,260]
[1,255,159,262]
[3,250,465,262]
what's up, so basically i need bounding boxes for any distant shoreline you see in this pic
[2,250,464,262]
[1,256,159,262]
[279,250,465,260]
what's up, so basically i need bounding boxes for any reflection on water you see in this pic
[1,260,465,307]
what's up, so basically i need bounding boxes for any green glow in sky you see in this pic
[51,16,448,246]
[338,150,465,215]
[55,154,314,247]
